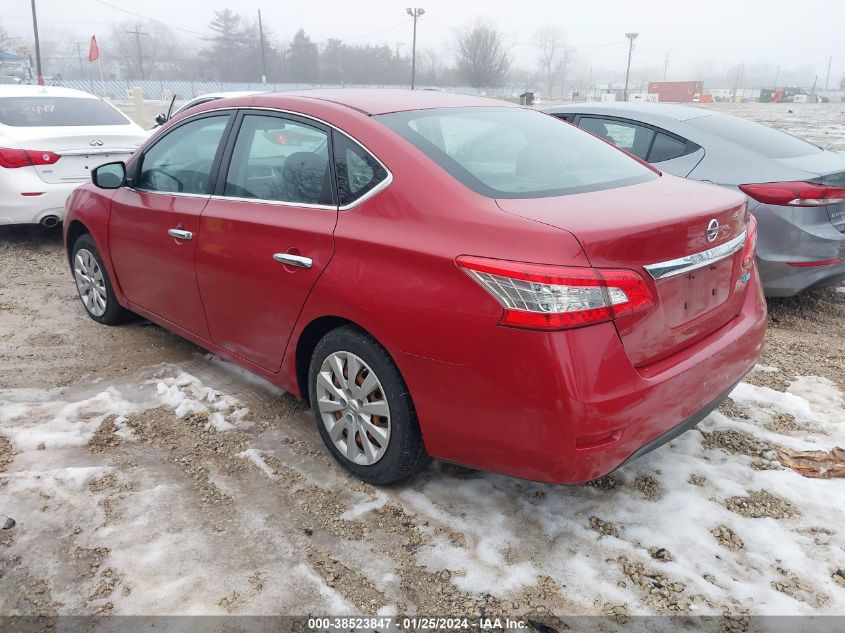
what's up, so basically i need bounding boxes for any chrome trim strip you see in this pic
[643,230,747,280]
[338,171,394,211]
[208,195,335,211]
[167,105,394,211]
[125,187,210,199]
[58,148,137,156]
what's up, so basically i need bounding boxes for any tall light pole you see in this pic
[407,7,425,89]
[258,9,268,83]
[30,0,43,85]
[825,56,832,91]
[623,32,638,102]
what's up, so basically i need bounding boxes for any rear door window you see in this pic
[223,114,332,205]
[0,97,129,126]
[333,132,389,207]
[577,116,655,160]
[648,132,689,162]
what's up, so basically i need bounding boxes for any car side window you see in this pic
[578,117,655,160]
[223,114,332,205]
[333,132,388,207]
[138,115,229,194]
[648,132,689,163]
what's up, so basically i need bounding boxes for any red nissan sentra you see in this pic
[63,90,766,485]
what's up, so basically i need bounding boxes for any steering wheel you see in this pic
[182,160,213,194]
[141,168,183,193]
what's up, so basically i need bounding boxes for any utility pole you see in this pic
[76,42,85,78]
[825,56,832,91]
[773,66,780,87]
[30,0,44,85]
[257,10,268,84]
[623,32,638,102]
[125,24,148,80]
[663,51,669,81]
[559,49,569,100]
[406,7,425,90]
[733,62,745,100]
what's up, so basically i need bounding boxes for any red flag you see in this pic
[88,35,99,62]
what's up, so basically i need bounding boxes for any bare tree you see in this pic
[454,21,511,88]
[535,26,566,98]
[0,23,12,54]
[108,20,181,80]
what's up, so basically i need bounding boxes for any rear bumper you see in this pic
[397,269,767,484]
[752,202,845,297]
[0,171,82,225]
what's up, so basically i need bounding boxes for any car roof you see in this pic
[0,85,101,99]
[270,88,516,115]
[187,91,263,101]
[544,101,712,122]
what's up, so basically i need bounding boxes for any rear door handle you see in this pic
[273,253,312,269]
[168,229,193,241]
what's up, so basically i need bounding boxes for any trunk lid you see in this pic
[6,126,145,184]
[497,176,750,367]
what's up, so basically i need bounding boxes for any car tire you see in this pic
[70,234,131,326]
[308,325,430,485]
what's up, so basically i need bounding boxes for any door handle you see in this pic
[168,228,193,241]
[273,253,312,269]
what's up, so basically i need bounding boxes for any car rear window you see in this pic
[0,97,129,127]
[377,107,657,199]
[688,114,822,159]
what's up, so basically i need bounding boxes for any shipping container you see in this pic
[647,81,704,103]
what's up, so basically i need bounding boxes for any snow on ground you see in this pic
[2,353,844,618]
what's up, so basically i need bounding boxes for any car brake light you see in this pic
[456,256,654,330]
[739,181,845,207]
[0,148,60,169]
[742,214,757,270]
[787,258,842,267]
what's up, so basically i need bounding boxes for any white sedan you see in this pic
[0,85,148,226]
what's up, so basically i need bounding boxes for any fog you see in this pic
[1,0,842,90]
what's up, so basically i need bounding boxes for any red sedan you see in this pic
[63,90,766,485]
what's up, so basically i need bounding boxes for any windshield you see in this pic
[0,97,130,127]
[688,114,822,159]
[377,107,656,199]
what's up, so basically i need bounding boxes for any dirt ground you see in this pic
[2,103,845,624]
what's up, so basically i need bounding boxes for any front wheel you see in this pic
[71,234,131,325]
[308,326,429,485]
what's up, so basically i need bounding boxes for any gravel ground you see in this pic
[1,103,845,624]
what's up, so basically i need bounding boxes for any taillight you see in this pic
[739,181,845,207]
[456,256,654,330]
[0,148,60,169]
[742,214,757,270]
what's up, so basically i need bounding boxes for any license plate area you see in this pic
[663,257,734,329]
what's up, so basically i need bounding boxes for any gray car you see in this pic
[543,102,845,297]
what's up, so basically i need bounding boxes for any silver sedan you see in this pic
[543,102,845,297]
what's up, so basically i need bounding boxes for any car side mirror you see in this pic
[92,161,126,189]
[155,113,167,126]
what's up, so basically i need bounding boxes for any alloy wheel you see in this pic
[73,248,108,317]
[315,350,391,466]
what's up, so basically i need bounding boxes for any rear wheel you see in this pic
[308,325,429,485]
[71,234,131,325]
